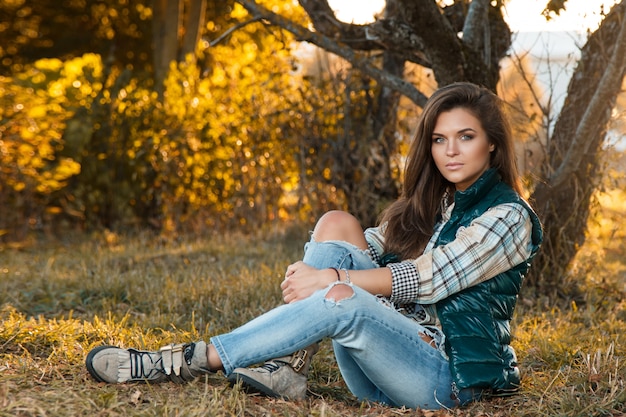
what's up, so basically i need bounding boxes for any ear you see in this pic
[489,143,495,152]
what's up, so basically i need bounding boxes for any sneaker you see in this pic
[228,343,319,400]
[86,341,210,384]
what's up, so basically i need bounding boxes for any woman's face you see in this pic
[431,107,495,191]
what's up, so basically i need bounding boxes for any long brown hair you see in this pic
[379,82,521,260]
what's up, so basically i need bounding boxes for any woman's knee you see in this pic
[312,211,367,248]
[325,283,354,301]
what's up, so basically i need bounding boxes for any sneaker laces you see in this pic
[183,343,195,365]
[258,360,282,373]
[128,348,164,379]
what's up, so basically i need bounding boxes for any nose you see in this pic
[446,138,459,156]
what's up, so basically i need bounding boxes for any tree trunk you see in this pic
[527,1,626,299]
[152,0,182,96]
[152,0,206,96]
[181,0,206,59]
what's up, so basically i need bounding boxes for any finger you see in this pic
[283,289,295,304]
[287,261,304,275]
[282,282,292,296]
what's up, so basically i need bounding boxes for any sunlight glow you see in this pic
[504,0,619,32]
[327,0,385,24]
[329,0,620,32]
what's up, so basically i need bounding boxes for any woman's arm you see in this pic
[281,261,392,303]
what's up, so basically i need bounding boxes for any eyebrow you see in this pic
[432,127,477,137]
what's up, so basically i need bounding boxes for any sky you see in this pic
[503,0,618,32]
[327,0,619,32]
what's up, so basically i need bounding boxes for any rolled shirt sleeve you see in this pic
[388,203,533,305]
[364,225,385,265]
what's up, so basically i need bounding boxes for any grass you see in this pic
[1,190,625,416]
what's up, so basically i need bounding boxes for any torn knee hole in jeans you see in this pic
[324,282,354,302]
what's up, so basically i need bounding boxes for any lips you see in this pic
[446,162,463,170]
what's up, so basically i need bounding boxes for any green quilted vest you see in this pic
[435,168,543,392]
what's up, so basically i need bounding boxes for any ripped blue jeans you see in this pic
[210,238,474,409]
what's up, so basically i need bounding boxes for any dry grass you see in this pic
[1,190,625,417]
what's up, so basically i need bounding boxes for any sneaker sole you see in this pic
[227,372,285,399]
[85,345,117,383]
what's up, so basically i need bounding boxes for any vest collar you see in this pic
[452,168,500,212]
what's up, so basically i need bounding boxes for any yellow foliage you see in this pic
[34,57,64,72]
[26,105,47,119]
[0,53,103,198]
[230,3,249,19]
[47,80,66,98]
[19,126,35,140]
[0,0,358,230]
[56,158,81,177]
[63,58,86,78]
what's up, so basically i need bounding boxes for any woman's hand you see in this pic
[281,261,337,303]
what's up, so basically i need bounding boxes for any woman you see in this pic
[86,82,543,410]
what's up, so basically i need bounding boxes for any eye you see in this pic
[460,134,474,141]
[432,136,446,144]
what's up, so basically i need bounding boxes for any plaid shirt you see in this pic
[364,202,533,310]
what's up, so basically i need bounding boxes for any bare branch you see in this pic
[508,48,550,117]
[209,17,262,47]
